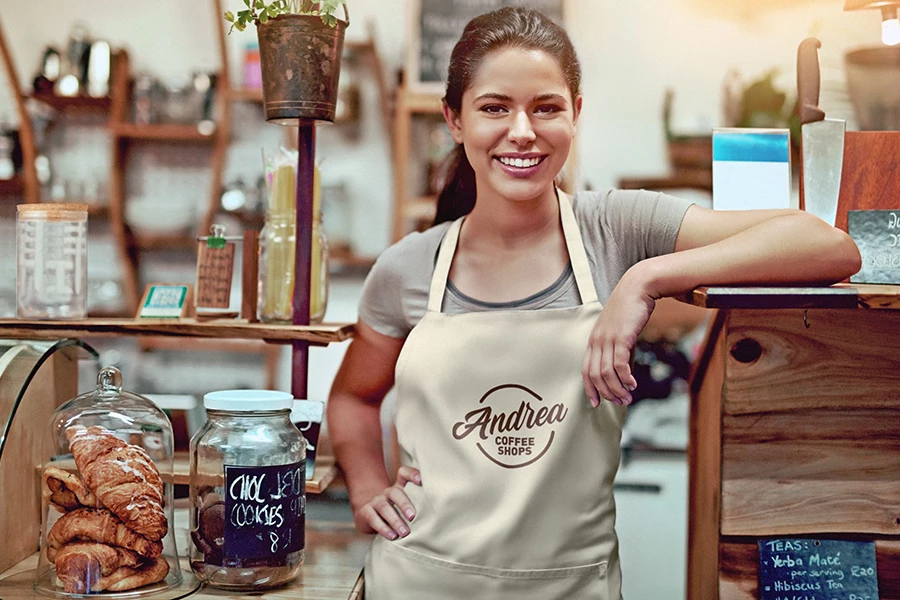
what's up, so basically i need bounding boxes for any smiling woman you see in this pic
[326,6,861,600]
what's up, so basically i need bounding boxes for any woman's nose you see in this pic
[508,110,536,145]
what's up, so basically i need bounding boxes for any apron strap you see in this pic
[427,217,463,313]
[557,192,599,305]
[427,191,599,313]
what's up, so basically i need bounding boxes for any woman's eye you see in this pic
[535,104,563,115]
[481,104,507,115]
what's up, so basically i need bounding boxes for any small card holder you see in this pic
[195,225,243,320]
[137,284,193,319]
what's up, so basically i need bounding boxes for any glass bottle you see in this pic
[189,390,306,590]
[17,203,88,319]
[257,165,328,324]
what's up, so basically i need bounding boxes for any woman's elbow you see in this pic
[826,227,862,281]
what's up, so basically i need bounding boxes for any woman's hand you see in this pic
[353,466,422,540]
[582,267,656,407]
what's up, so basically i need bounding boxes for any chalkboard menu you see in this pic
[758,538,879,600]
[409,0,565,91]
[848,209,900,284]
[223,462,306,566]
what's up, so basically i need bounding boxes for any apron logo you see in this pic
[451,383,567,469]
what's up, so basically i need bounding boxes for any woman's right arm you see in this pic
[327,319,406,535]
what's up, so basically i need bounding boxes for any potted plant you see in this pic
[224,0,349,124]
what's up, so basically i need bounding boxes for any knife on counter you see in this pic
[797,37,845,227]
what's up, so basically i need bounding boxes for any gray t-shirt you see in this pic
[359,189,694,338]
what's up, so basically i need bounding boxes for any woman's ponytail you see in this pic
[432,144,476,226]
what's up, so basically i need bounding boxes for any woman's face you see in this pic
[444,47,581,205]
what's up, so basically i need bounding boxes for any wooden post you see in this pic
[291,123,315,400]
[0,14,40,204]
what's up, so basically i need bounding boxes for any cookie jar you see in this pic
[35,367,184,598]
[189,390,306,590]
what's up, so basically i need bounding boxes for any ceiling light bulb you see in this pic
[882,17,900,45]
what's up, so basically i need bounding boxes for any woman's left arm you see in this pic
[582,206,862,407]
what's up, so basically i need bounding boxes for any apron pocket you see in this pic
[366,539,613,600]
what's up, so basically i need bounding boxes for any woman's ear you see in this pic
[572,95,583,128]
[442,101,464,144]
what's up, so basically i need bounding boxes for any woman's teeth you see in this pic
[497,156,541,168]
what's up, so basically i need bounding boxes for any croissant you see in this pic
[65,425,168,541]
[54,542,142,594]
[43,466,99,512]
[47,507,162,561]
[99,557,169,592]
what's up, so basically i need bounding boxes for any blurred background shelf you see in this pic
[29,92,111,113]
[43,452,338,494]
[130,232,196,251]
[229,86,263,103]
[110,122,217,142]
[0,174,23,195]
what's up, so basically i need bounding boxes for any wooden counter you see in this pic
[0,507,370,600]
[683,284,900,599]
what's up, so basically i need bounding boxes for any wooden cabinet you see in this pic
[685,284,900,599]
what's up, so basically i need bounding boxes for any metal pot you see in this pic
[257,10,348,125]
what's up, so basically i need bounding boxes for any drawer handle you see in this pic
[730,338,762,363]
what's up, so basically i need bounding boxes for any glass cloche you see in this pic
[35,367,188,598]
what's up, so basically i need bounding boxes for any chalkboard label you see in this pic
[848,209,900,284]
[224,462,306,567]
[758,538,879,600]
[414,0,564,87]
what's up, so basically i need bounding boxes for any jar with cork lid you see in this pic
[16,203,88,319]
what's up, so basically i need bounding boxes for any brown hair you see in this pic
[433,6,582,225]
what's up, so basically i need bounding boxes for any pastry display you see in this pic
[42,425,170,594]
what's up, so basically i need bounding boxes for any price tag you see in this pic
[196,239,235,309]
[223,462,306,567]
[137,284,192,319]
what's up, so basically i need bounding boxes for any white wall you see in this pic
[0,0,887,255]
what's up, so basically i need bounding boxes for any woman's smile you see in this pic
[494,154,547,177]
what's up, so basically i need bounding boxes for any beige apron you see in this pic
[365,193,626,600]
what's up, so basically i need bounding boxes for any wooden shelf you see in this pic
[131,231,196,250]
[43,453,339,494]
[0,174,24,195]
[0,318,356,345]
[679,283,900,310]
[85,204,109,218]
[138,336,275,353]
[29,92,111,113]
[110,122,217,142]
[399,87,443,114]
[230,87,264,103]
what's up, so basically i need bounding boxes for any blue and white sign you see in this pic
[713,128,794,212]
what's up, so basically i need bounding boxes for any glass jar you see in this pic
[17,203,88,319]
[257,213,328,324]
[257,210,295,323]
[35,366,184,598]
[189,390,306,590]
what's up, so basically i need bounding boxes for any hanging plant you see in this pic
[224,0,346,32]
